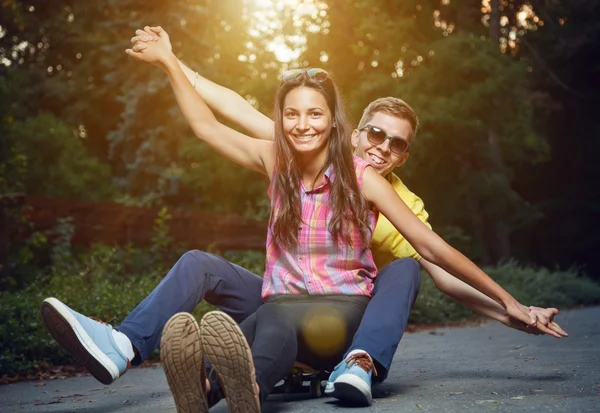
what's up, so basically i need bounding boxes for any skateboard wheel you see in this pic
[309,379,322,398]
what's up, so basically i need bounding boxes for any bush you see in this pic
[409,260,600,324]
[0,248,257,376]
[485,260,600,308]
[7,113,119,201]
[0,270,165,375]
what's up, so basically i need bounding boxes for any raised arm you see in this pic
[361,167,558,333]
[131,26,275,141]
[125,34,274,176]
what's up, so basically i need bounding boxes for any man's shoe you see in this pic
[40,297,130,385]
[200,311,260,413]
[324,358,345,395]
[160,313,209,413]
[327,352,376,406]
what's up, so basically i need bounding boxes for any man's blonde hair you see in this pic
[357,97,419,142]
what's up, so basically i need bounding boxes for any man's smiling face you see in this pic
[351,112,412,177]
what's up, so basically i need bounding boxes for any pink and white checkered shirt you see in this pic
[262,156,378,300]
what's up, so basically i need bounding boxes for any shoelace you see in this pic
[207,366,218,382]
[89,316,116,325]
[346,353,378,377]
[205,366,225,407]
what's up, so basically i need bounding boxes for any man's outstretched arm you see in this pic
[419,258,567,337]
[131,26,274,141]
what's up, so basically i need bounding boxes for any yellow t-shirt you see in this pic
[371,172,431,269]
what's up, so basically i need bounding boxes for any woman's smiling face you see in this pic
[282,86,333,157]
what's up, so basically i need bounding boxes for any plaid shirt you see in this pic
[262,156,378,300]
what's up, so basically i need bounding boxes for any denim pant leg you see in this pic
[345,258,421,382]
[117,250,264,364]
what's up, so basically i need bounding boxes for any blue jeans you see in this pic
[117,250,420,385]
[117,250,264,363]
[345,258,421,382]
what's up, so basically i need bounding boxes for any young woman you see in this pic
[126,36,545,412]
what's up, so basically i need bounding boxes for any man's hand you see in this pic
[125,26,175,69]
[505,306,568,338]
[504,300,537,327]
[130,26,172,53]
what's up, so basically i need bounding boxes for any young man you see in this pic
[40,26,565,410]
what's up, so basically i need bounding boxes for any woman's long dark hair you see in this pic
[271,72,372,250]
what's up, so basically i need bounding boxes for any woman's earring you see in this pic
[332,122,337,128]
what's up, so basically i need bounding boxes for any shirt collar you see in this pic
[304,163,334,194]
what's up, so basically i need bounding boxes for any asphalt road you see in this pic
[1,307,598,413]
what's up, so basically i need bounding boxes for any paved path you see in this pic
[1,307,598,413]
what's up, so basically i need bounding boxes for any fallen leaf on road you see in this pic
[34,400,63,405]
[476,399,498,404]
[510,395,525,400]
[448,391,464,395]
[56,393,88,399]
[416,403,422,409]
[122,384,136,388]
[35,382,46,387]
[552,395,568,400]
[89,387,108,391]
[0,375,20,384]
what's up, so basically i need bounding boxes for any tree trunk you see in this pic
[481,0,511,264]
[490,0,501,43]
[0,194,24,290]
[466,196,492,265]
[0,206,9,289]
[485,129,512,263]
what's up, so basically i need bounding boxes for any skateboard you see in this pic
[272,362,328,398]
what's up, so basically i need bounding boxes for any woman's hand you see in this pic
[125,26,175,70]
[504,302,568,338]
[527,306,568,337]
[129,26,172,53]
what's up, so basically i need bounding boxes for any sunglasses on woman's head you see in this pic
[282,68,329,83]
[360,125,411,155]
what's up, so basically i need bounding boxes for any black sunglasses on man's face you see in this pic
[360,125,411,155]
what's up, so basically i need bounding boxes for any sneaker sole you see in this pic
[40,297,119,385]
[160,313,209,413]
[332,374,372,406]
[200,311,260,413]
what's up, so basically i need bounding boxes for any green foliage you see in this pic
[6,113,118,200]
[484,261,600,308]
[0,245,265,375]
[223,250,266,276]
[0,269,167,374]
[409,260,600,324]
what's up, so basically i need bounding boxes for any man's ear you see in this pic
[351,129,360,149]
[394,152,410,168]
